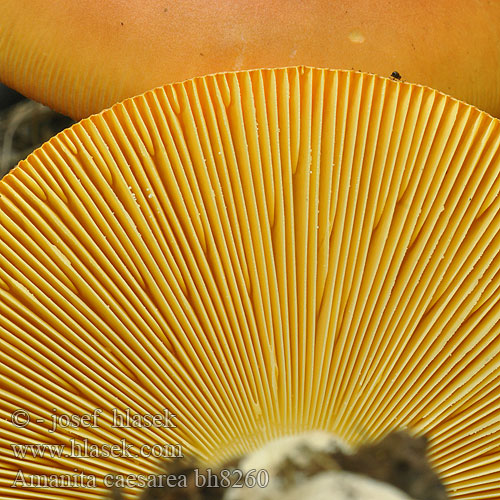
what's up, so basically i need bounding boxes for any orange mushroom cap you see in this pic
[0,0,500,119]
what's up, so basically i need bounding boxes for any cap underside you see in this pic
[0,67,499,499]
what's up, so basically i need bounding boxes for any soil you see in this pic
[0,85,73,179]
[330,431,448,500]
[116,431,448,500]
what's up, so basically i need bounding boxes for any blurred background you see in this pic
[0,82,74,179]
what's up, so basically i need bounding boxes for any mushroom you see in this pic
[0,1,499,119]
[1,67,500,500]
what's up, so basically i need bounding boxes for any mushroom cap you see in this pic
[1,67,500,499]
[0,0,499,119]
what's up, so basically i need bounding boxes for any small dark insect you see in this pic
[391,71,402,80]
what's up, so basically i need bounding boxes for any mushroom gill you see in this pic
[0,67,500,499]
